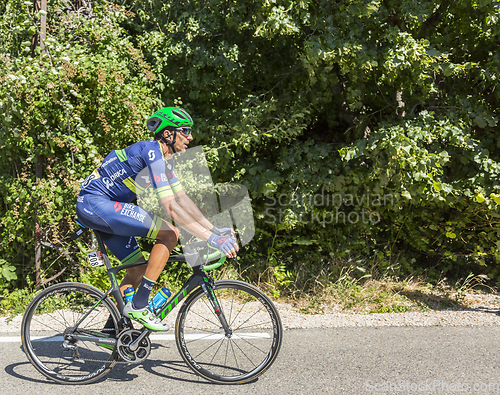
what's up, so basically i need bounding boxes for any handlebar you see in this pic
[183,240,227,271]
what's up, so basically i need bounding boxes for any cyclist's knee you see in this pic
[157,228,178,251]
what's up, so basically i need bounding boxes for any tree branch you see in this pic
[417,0,451,39]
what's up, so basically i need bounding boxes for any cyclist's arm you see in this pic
[159,194,212,241]
[145,147,236,254]
[159,195,238,258]
[173,189,216,232]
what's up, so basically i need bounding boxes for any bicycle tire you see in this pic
[21,282,121,384]
[175,279,283,384]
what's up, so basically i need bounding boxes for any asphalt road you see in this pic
[1,327,499,394]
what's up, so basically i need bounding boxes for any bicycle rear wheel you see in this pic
[175,279,282,384]
[21,282,121,384]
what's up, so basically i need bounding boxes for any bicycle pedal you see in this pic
[120,316,135,330]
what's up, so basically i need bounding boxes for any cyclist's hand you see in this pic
[207,233,239,258]
[211,226,235,238]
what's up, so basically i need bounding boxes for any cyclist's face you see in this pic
[173,128,193,152]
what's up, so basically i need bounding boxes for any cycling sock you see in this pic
[132,276,156,310]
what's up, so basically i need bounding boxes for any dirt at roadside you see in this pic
[2,293,499,334]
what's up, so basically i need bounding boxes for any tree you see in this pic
[1,0,499,291]
[0,0,157,287]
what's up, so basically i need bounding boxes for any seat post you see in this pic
[93,230,113,270]
[93,230,124,310]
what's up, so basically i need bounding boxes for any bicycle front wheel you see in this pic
[175,280,283,384]
[21,282,121,384]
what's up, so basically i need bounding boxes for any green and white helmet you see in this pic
[147,107,193,134]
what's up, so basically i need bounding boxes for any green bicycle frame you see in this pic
[93,230,231,336]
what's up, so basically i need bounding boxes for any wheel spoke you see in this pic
[229,338,239,371]
[177,281,282,383]
[208,336,226,366]
[237,334,270,355]
[232,307,265,332]
[228,291,235,327]
[231,337,258,366]
[30,317,64,334]
[185,331,224,344]
[35,309,70,331]
[56,308,72,328]
[194,336,225,360]
[22,284,119,384]
[182,326,220,335]
[233,320,273,331]
[223,337,230,377]
[187,306,220,328]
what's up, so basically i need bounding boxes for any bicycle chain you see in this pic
[71,355,129,364]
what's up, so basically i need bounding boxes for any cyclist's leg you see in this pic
[79,194,179,278]
[144,227,179,281]
[100,234,146,293]
[103,228,179,296]
[125,225,178,311]
[77,194,178,330]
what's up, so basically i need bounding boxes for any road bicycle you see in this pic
[21,226,283,385]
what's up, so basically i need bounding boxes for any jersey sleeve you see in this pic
[144,142,183,199]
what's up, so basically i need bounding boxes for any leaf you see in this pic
[293,238,317,245]
[490,193,500,205]
[401,190,412,200]
[476,194,485,203]
[0,259,17,282]
[426,48,441,57]
[401,145,411,155]
[442,64,454,77]
[474,116,487,128]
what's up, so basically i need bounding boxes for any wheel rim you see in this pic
[177,282,282,382]
[23,284,119,383]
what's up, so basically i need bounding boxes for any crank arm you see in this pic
[129,329,151,352]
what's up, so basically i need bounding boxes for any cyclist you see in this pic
[76,107,238,331]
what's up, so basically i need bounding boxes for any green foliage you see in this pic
[0,259,17,286]
[0,1,156,288]
[338,112,500,279]
[1,0,500,296]
[0,287,33,318]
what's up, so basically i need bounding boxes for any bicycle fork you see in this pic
[200,280,232,338]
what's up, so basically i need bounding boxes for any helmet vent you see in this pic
[172,110,187,120]
[147,117,162,132]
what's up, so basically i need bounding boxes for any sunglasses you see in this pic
[175,127,192,137]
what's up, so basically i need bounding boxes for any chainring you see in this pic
[116,329,151,364]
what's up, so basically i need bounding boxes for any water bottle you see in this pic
[149,287,171,313]
[124,286,135,304]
